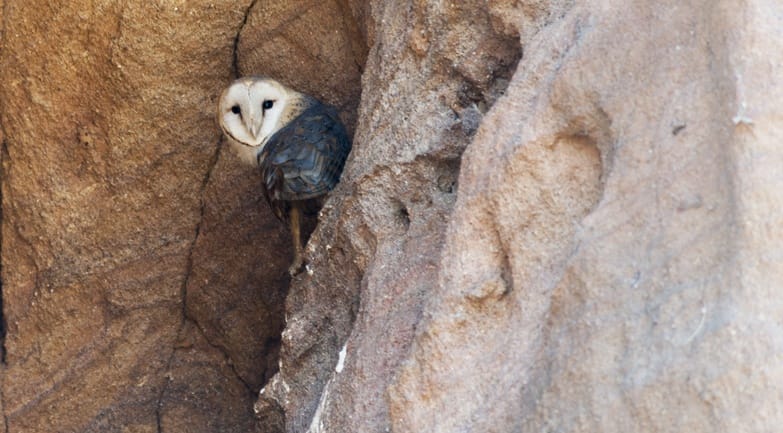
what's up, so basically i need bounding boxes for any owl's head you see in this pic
[218,77,298,164]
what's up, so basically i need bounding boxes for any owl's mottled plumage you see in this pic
[258,103,351,220]
[218,77,351,275]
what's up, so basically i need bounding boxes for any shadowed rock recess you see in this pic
[0,1,781,433]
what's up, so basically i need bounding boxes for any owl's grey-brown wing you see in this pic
[258,103,351,220]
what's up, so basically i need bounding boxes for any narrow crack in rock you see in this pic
[232,0,259,77]
[179,137,254,392]
[1,121,9,433]
[156,128,223,433]
[0,0,9,367]
[156,1,263,423]
[180,133,223,344]
[0,139,7,367]
[154,333,179,433]
[186,317,254,394]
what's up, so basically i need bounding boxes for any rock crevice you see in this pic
[0,1,781,432]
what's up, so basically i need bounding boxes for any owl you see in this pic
[218,77,351,275]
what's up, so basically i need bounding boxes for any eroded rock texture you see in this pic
[260,1,783,433]
[0,1,360,431]
[0,0,781,432]
[389,2,783,432]
[256,0,522,431]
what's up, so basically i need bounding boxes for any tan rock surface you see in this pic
[0,1,289,431]
[1,0,781,432]
[389,1,783,432]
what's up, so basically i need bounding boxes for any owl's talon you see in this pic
[288,257,304,276]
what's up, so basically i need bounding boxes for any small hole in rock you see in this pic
[396,203,411,229]
[672,124,686,135]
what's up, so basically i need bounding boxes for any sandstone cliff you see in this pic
[0,1,781,432]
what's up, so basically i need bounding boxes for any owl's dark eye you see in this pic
[262,100,274,110]
[231,105,241,115]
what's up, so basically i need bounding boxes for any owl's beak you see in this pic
[250,114,264,139]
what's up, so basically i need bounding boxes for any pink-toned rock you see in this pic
[1,0,781,432]
[256,1,522,431]
[259,1,783,433]
[390,2,783,433]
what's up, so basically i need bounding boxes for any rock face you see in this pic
[389,2,783,432]
[0,2,291,432]
[1,1,781,433]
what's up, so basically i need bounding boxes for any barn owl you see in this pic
[218,77,351,275]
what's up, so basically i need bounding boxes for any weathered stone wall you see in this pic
[255,0,523,431]
[0,1,361,431]
[0,1,781,433]
[0,2,261,431]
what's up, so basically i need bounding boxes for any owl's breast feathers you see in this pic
[258,103,351,219]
